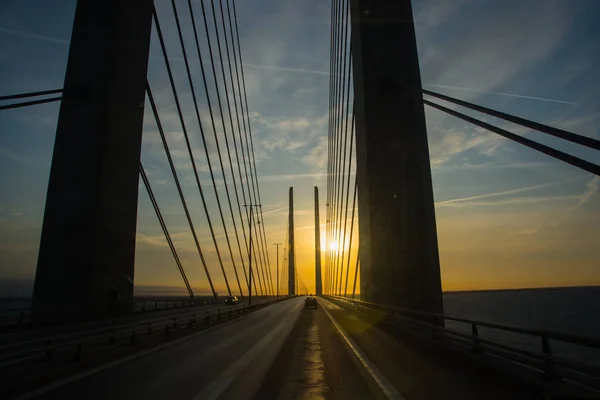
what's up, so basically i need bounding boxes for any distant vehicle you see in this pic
[224,296,239,305]
[305,296,317,309]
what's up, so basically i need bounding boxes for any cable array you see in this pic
[143,0,274,299]
[325,0,359,297]
[0,88,65,111]
[402,87,600,176]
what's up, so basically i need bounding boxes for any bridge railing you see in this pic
[0,296,252,328]
[0,296,293,382]
[324,295,600,391]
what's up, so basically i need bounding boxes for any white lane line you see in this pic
[13,305,273,400]
[193,300,303,400]
[320,299,406,400]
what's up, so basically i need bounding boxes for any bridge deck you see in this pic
[10,297,566,400]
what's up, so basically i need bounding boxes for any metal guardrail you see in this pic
[0,298,219,327]
[0,297,292,373]
[324,295,600,392]
[0,297,281,327]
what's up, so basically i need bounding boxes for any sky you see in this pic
[0,0,599,297]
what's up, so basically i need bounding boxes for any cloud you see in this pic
[437,194,578,209]
[418,0,573,102]
[426,117,505,167]
[0,148,37,164]
[433,161,550,172]
[424,84,578,105]
[569,176,600,212]
[0,27,69,45]
[301,136,328,171]
[242,63,329,76]
[436,182,557,207]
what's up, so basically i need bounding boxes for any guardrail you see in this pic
[0,296,292,376]
[0,296,278,328]
[324,295,600,392]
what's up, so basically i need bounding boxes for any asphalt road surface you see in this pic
[17,296,381,400]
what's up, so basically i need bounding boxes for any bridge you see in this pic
[1,0,599,399]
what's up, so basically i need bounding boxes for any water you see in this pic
[443,286,600,368]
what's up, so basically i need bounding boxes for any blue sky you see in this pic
[0,0,599,297]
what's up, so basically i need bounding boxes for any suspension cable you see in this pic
[340,109,355,296]
[153,7,233,297]
[146,82,217,300]
[223,0,262,296]
[217,0,252,290]
[0,96,62,111]
[416,87,600,151]
[194,0,266,297]
[344,178,358,297]
[231,0,275,296]
[0,88,63,101]
[139,163,195,300]
[421,97,600,176]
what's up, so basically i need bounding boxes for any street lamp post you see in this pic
[273,243,282,298]
[244,204,260,305]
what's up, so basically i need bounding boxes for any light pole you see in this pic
[244,204,260,305]
[273,243,282,298]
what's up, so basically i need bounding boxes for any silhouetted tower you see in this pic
[288,187,295,295]
[314,186,323,295]
[33,0,154,316]
[350,0,443,314]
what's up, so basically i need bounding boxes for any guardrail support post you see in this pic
[45,340,53,361]
[472,324,482,353]
[541,334,558,381]
[74,343,83,361]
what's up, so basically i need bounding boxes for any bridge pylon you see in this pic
[350,0,443,314]
[33,0,154,317]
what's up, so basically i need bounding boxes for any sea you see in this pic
[1,286,599,366]
[443,286,600,368]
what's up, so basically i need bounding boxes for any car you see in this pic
[305,296,317,308]
[224,296,239,305]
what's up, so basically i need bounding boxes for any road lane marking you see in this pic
[300,321,327,398]
[13,301,289,400]
[320,299,406,400]
[193,300,303,400]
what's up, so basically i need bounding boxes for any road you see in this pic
[16,296,381,400]
[12,297,550,400]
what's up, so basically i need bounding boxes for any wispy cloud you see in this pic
[242,63,329,76]
[437,194,578,209]
[433,161,550,172]
[0,27,69,45]
[435,182,559,207]
[261,206,288,217]
[569,176,600,212]
[424,83,578,105]
[0,148,37,164]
